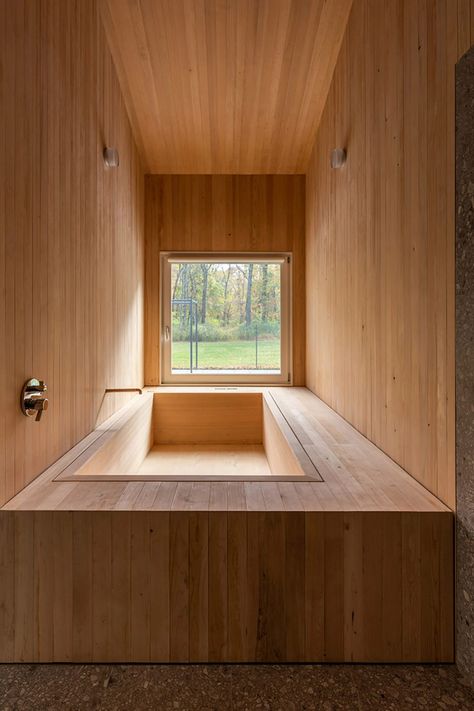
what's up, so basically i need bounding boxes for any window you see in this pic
[161,253,292,384]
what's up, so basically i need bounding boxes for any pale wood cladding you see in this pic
[0,387,453,661]
[0,509,453,662]
[0,0,145,506]
[145,176,305,385]
[5,388,450,513]
[29,390,321,481]
[138,445,272,478]
[99,0,353,173]
[74,395,154,477]
[305,0,474,510]
[153,392,263,444]
[263,396,316,479]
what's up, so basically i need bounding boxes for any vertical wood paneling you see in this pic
[382,512,403,659]
[285,512,306,660]
[0,513,15,662]
[0,510,453,662]
[35,512,55,660]
[99,0,353,173]
[92,513,112,661]
[110,513,131,659]
[53,513,73,659]
[305,0,474,508]
[13,513,35,661]
[72,513,93,660]
[208,512,228,661]
[262,512,286,661]
[145,175,305,385]
[130,513,152,661]
[401,512,422,660]
[189,512,209,661]
[323,514,344,660]
[227,512,247,661]
[304,513,325,660]
[343,513,363,660]
[0,0,145,507]
[169,512,190,661]
[149,512,170,661]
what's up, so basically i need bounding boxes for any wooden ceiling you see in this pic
[100,0,353,174]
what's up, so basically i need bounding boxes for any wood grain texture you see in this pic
[0,509,453,662]
[139,445,272,478]
[37,389,318,483]
[263,396,313,479]
[0,0,145,506]
[70,395,153,477]
[45,389,323,481]
[4,387,450,512]
[99,0,353,173]
[153,392,263,444]
[145,175,305,385]
[0,386,452,662]
[305,0,474,509]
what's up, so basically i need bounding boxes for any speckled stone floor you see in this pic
[0,664,473,710]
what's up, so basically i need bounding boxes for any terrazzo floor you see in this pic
[0,664,473,710]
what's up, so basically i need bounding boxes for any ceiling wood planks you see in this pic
[100,0,353,173]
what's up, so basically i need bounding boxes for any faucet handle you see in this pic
[24,396,49,421]
[21,378,49,421]
[34,398,48,422]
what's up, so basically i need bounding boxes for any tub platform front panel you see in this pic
[0,509,453,662]
[0,388,454,662]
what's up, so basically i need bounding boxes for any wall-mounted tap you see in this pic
[21,378,49,422]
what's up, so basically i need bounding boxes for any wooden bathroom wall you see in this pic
[305,0,474,509]
[145,175,306,385]
[0,0,145,506]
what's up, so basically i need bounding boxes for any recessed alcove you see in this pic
[52,391,322,482]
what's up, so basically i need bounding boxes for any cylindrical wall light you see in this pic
[331,148,347,169]
[103,146,120,168]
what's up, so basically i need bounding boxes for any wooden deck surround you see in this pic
[0,388,453,663]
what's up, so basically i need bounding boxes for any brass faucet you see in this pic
[21,378,49,422]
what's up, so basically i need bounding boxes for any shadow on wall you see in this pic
[95,285,144,427]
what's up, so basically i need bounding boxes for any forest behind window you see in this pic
[170,261,281,373]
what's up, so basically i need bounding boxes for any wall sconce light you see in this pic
[103,146,119,168]
[331,148,347,169]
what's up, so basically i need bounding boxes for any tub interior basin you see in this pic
[54,391,323,481]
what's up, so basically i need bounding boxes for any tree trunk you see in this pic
[261,264,269,322]
[222,265,232,325]
[179,264,189,325]
[200,264,209,324]
[245,263,253,326]
[172,264,183,300]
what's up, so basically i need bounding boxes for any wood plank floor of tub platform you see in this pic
[2,387,451,513]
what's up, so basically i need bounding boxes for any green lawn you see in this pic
[172,339,280,370]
